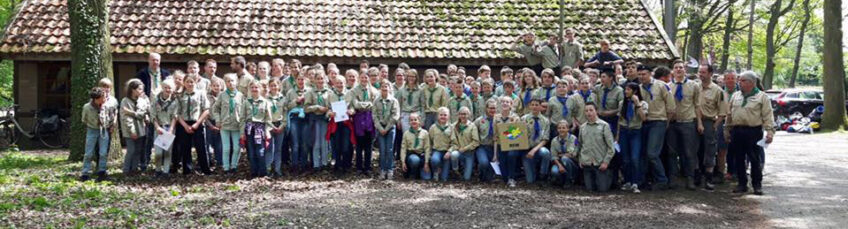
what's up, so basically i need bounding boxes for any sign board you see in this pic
[497,122,529,151]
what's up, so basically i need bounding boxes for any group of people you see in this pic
[78,33,774,195]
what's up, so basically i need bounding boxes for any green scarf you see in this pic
[457,123,467,133]
[741,87,760,107]
[226,88,236,114]
[428,87,438,106]
[410,128,420,148]
[270,95,281,114]
[407,88,415,106]
[317,89,325,105]
[436,123,448,133]
[248,98,258,116]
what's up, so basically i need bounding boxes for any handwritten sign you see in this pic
[497,122,529,151]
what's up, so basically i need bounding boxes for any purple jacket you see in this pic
[353,111,374,137]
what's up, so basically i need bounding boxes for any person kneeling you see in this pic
[522,99,552,184]
[401,113,432,180]
[550,120,579,188]
[449,107,480,181]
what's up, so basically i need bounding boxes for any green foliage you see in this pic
[0,0,18,105]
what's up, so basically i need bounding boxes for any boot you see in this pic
[704,176,715,190]
[95,171,108,182]
[686,177,696,190]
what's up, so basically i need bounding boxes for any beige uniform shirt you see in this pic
[578,119,615,166]
[726,90,776,135]
[450,121,480,154]
[699,83,727,120]
[236,71,255,95]
[120,97,149,137]
[372,96,400,133]
[474,115,497,146]
[421,84,450,113]
[546,94,582,125]
[178,91,209,122]
[594,84,624,115]
[351,84,379,112]
[522,113,550,146]
[304,87,331,116]
[284,88,308,112]
[642,79,675,121]
[448,94,473,123]
[667,78,701,122]
[617,100,649,129]
[428,123,453,152]
[151,94,179,127]
[242,97,273,137]
[401,128,431,165]
[267,93,287,128]
[81,103,102,129]
[397,84,424,113]
[551,134,578,159]
[211,89,244,130]
[560,40,584,68]
[474,94,496,118]
[512,42,542,66]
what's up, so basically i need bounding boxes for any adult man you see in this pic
[230,56,254,95]
[640,66,675,190]
[725,71,774,195]
[594,71,623,135]
[560,29,584,69]
[187,60,207,92]
[666,60,703,190]
[136,52,171,95]
[696,64,726,190]
[512,32,543,74]
[718,70,738,182]
[202,59,219,81]
[539,33,562,76]
[270,58,286,80]
[583,39,623,72]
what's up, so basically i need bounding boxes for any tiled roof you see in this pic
[0,0,678,62]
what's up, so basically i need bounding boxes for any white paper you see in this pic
[154,132,176,151]
[757,139,769,149]
[614,141,621,153]
[490,161,502,176]
[331,101,349,122]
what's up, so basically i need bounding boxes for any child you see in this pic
[80,87,110,182]
[494,66,513,96]
[120,79,150,175]
[400,113,432,180]
[493,96,522,187]
[618,82,648,193]
[550,120,579,188]
[177,75,212,175]
[521,99,551,184]
[98,78,119,163]
[575,76,595,126]
[518,69,539,115]
[206,77,224,170]
[398,69,423,132]
[304,71,332,169]
[212,73,244,174]
[546,79,582,138]
[536,68,558,103]
[242,81,273,178]
[266,78,287,177]
[469,81,482,117]
[168,72,185,172]
[594,71,623,135]
[373,79,400,179]
[351,68,380,175]
[474,100,498,182]
[421,69,449,129]
[501,80,521,114]
[428,107,452,182]
[449,107,479,181]
[448,78,473,123]
[285,72,310,173]
[151,79,179,177]
[327,72,355,174]
[578,102,615,192]
[475,79,496,119]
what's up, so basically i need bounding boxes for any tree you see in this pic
[763,0,797,89]
[683,0,732,65]
[68,0,113,161]
[821,0,847,131]
[746,0,755,69]
[788,0,813,88]
[719,0,739,72]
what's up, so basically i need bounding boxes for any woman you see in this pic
[120,79,150,175]
[304,71,332,169]
[618,82,649,193]
[518,68,539,115]
[373,80,400,180]
[285,72,310,174]
[211,74,244,174]
[266,78,287,177]
[428,107,452,182]
[242,81,273,178]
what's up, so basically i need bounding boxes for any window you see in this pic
[39,62,71,113]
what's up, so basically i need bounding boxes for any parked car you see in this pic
[771,89,823,117]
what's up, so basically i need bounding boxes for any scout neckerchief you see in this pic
[270,94,282,114]
[316,88,326,105]
[406,86,416,106]
[523,88,533,105]
[436,123,448,133]
[544,85,555,101]
[602,85,611,109]
[225,88,236,114]
[428,86,438,107]
[457,121,468,133]
[381,97,389,117]
[453,95,465,112]
[486,116,494,138]
[410,128,420,148]
[532,115,541,141]
[580,89,592,103]
[185,91,194,119]
[362,86,369,101]
[741,87,760,107]
[624,100,635,123]
[642,83,654,100]
[556,95,569,118]
[674,78,687,102]
[248,97,259,116]
[157,93,173,111]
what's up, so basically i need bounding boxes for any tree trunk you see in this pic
[746,0,755,70]
[719,0,735,72]
[686,2,704,68]
[822,0,848,131]
[763,0,795,90]
[789,0,811,88]
[68,0,113,161]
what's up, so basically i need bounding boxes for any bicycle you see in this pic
[0,105,70,149]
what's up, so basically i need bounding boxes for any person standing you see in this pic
[211,74,244,174]
[640,66,675,190]
[352,68,380,176]
[120,79,150,175]
[136,53,171,96]
[176,75,212,175]
[512,32,543,74]
[231,56,254,95]
[560,29,584,69]
[421,69,449,129]
[241,81,273,178]
[521,99,552,184]
[666,60,703,190]
[696,64,726,190]
[617,82,648,193]
[373,80,400,180]
[578,102,616,192]
[80,88,111,182]
[725,71,774,195]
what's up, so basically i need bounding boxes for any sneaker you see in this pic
[387,171,394,180]
[733,187,748,193]
[379,171,386,180]
[621,182,633,191]
[95,171,108,182]
[753,188,764,195]
[79,175,90,182]
[507,179,517,188]
[686,177,697,191]
[632,184,641,194]
[704,182,715,191]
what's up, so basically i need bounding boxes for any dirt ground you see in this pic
[16,132,848,228]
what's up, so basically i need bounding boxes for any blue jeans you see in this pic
[331,124,353,170]
[405,154,432,180]
[220,129,241,171]
[142,125,154,170]
[448,150,475,181]
[289,116,309,170]
[475,145,495,182]
[377,127,396,172]
[522,147,551,183]
[123,137,146,174]
[642,121,669,184]
[82,128,109,176]
[246,131,267,177]
[551,157,579,185]
[620,127,643,185]
[430,150,447,181]
[310,114,330,168]
[206,120,223,168]
[498,150,522,181]
[266,126,285,176]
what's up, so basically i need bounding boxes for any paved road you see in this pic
[755,132,848,228]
